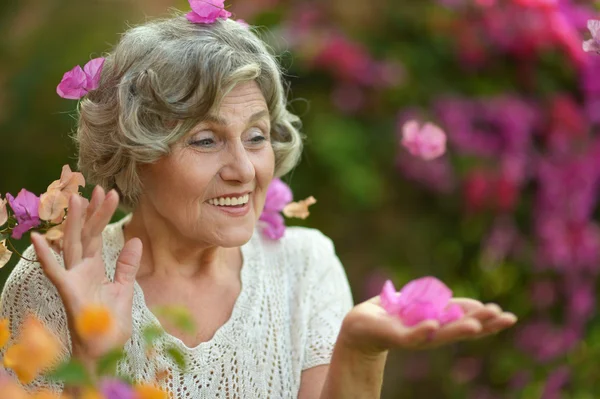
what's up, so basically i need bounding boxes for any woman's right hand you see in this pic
[30,186,143,364]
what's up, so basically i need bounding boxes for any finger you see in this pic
[63,195,84,269]
[479,313,518,336]
[82,190,119,258]
[85,186,105,222]
[31,232,67,290]
[468,303,502,323]
[114,238,143,287]
[451,298,485,314]
[383,318,440,349]
[429,318,482,346]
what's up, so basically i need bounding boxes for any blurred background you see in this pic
[1,0,600,397]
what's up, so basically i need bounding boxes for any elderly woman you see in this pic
[0,10,516,399]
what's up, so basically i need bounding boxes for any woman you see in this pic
[0,11,516,398]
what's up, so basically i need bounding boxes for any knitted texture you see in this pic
[0,215,354,398]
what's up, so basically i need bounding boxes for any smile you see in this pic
[207,194,250,207]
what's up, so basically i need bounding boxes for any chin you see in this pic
[213,223,256,248]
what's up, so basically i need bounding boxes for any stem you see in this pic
[5,239,36,263]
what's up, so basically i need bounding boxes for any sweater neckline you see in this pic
[109,214,262,354]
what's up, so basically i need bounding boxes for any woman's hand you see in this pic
[30,186,143,364]
[339,296,517,357]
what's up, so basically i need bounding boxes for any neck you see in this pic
[122,207,241,280]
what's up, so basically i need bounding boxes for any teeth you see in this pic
[208,194,249,207]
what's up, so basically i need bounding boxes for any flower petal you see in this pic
[83,57,105,91]
[282,196,317,219]
[186,0,229,24]
[38,191,68,223]
[439,303,464,325]
[264,178,293,212]
[401,120,447,161]
[56,65,88,100]
[0,241,12,269]
[259,211,286,240]
[0,197,7,226]
[380,280,402,315]
[399,301,440,327]
[398,276,453,312]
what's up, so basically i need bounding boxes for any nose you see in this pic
[219,140,255,184]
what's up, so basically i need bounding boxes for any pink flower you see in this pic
[259,178,293,240]
[380,277,464,326]
[263,178,293,213]
[57,57,105,100]
[186,0,231,24]
[583,20,600,53]
[6,189,41,240]
[100,378,135,399]
[259,211,286,240]
[401,120,447,161]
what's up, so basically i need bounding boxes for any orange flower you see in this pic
[0,196,7,226]
[39,190,69,224]
[3,316,62,384]
[75,305,114,341]
[0,318,10,348]
[80,388,105,399]
[46,165,86,199]
[0,240,12,269]
[134,384,168,399]
[282,196,317,219]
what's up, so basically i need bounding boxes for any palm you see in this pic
[341,296,517,355]
[31,187,142,360]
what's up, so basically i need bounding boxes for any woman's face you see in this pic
[138,81,275,247]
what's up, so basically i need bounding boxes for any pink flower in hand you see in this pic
[57,57,105,100]
[401,120,447,161]
[6,189,41,239]
[583,20,600,54]
[186,0,232,24]
[380,277,464,326]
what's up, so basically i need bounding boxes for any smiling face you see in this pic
[137,81,275,247]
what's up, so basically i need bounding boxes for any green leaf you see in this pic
[97,348,126,377]
[152,305,195,335]
[46,360,90,385]
[165,345,186,370]
[0,233,8,242]
[142,325,165,347]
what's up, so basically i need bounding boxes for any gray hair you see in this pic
[76,13,303,209]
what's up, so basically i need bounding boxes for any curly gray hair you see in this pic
[76,14,303,209]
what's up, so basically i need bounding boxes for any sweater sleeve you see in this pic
[0,244,71,393]
[302,231,354,370]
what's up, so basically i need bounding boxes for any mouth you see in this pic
[205,192,252,216]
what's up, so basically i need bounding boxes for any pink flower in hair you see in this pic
[583,20,600,54]
[57,57,105,100]
[186,0,232,24]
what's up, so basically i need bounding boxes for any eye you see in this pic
[193,138,215,147]
[251,135,267,143]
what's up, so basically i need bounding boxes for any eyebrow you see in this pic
[202,110,270,126]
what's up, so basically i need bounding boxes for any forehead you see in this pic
[211,81,269,121]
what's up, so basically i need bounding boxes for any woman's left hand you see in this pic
[338,296,517,357]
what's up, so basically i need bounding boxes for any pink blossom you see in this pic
[259,178,293,240]
[56,65,88,100]
[380,277,464,326]
[263,178,292,213]
[186,0,231,24]
[6,189,41,239]
[57,57,105,100]
[259,211,286,240]
[583,20,600,53]
[400,120,447,161]
[83,57,105,91]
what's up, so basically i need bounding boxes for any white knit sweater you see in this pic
[0,215,354,398]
